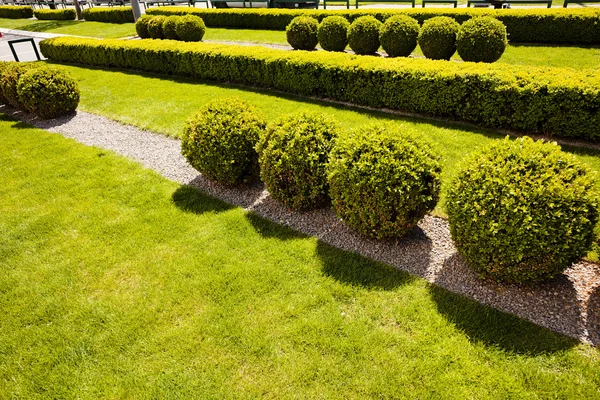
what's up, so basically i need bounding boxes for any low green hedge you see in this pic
[82,7,134,23]
[145,8,600,45]
[34,9,76,21]
[0,6,33,19]
[39,37,600,141]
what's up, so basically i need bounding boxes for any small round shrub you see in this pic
[162,15,180,41]
[0,61,12,105]
[17,67,80,119]
[147,16,166,40]
[181,99,266,185]
[348,16,383,55]
[175,15,206,42]
[317,16,350,52]
[456,17,508,63]
[327,124,442,239]
[446,137,599,283]
[286,16,319,51]
[379,15,420,58]
[256,112,340,211]
[418,16,460,60]
[135,15,153,39]
[0,63,40,108]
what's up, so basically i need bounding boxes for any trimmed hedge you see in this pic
[82,7,134,23]
[317,16,349,52]
[418,16,459,61]
[456,17,507,63]
[144,8,600,45]
[17,67,80,119]
[0,6,33,19]
[0,63,40,108]
[148,16,166,40]
[34,9,76,21]
[175,15,206,42]
[286,16,319,51]
[348,16,382,55]
[136,15,152,39]
[379,15,420,58]
[39,37,600,141]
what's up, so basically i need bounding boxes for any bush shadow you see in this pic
[16,20,81,33]
[244,210,307,242]
[587,285,600,346]
[171,184,235,215]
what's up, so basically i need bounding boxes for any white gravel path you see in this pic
[7,107,599,347]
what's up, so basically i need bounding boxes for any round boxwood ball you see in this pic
[317,16,350,52]
[418,16,460,60]
[16,67,80,119]
[147,16,166,40]
[256,112,340,211]
[286,16,319,51]
[181,99,266,185]
[135,15,153,39]
[348,16,383,55]
[328,124,442,239]
[0,62,40,109]
[446,137,598,283]
[456,17,508,63]
[162,15,180,41]
[379,15,420,57]
[175,15,206,42]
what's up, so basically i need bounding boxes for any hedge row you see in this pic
[0,6,33,19]
[82,7,134,23]
[39,37,600,141]
[34,9,76,21]
[145,8,600,45]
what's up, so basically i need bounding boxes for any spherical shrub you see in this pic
[379,15,420,58]
[348,16,383,55]
[0,61,12,105]
[446,137,598,283]
[175,15,206,42]
[162,15,180,41]
[286,16,319,51]
[135,15,153,39]
[456,17,508,63]
[147,16,166,40]
[317,16,350,52]
[181,99,266,185]
[418,16,460,60]
[328,124,441,239]
[17,67,80,119]
[0,62,40,108]
[256,112,340,211]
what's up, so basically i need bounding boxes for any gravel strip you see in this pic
[8,107,599,346]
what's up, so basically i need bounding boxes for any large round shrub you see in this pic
[256,112,340,211]
[418,16,460,60]
[17,67,80,119]
[175,15,206,42]
[446,137,598,283]
[0,62,40,108]
[348,16,383,55]
[379,15,420,58]
[181,99,266,185]
[147,16,166,40]
[162,15,180,40]
[456,17,508,63]
[317,16,350,52]
[286,16,319,51]
[328,124,442,239]
[135,15,152,39]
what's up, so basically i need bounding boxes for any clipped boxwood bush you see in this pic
[256,112,340,211]
[447,137,599,283]
[0,62,40,108]
[0,6,33,19]
[418,16,459,60]
[348,16,382,55]
[175,15,206,42]
[148,16,166,40]
[286,16,318,51]
[181,99,266,185]
[456,16,508,63]
[34,9,76,21]
[81,7,134,23]
[17,67,80,119]
[317,16,349,52]
[328,124,441,239]
[0,61,11,105]
[135,15,152,39]
[379,15,420,58]
[162,15,180,40]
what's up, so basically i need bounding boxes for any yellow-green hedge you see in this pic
[0,5,33,19]
[39,37,600,140]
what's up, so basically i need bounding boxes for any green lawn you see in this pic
[1,116,599,398]
[0,18,136,39]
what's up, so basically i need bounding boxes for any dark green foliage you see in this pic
[81,7,134,23]
[0,6,33,19]
[162,15,180,40]
[348,16,382,55]
[256,112,340,211]
[175,15,206,42]
[135,15,152,39]
[379,15,419,58]
[181,99,266,185]
[456,17,508,63]
[0,63,40,108]
[0,61,11,105]
[418,16,459,60]
[17,67,80,119]
[328,124,441,239]
[34,9,76,21]
[286,16,319,51]
[148,16,166,40]
[317,16,349,52]
[446,137,598,283]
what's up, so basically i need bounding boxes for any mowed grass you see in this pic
[1,116,599,398]
[0,18,136,39]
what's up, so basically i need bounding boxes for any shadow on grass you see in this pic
[171,185,235,215]
[12,20,81,33]
[244,211,305,241]
[588,285,600,346]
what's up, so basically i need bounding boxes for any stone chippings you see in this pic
[11,108,600,346]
